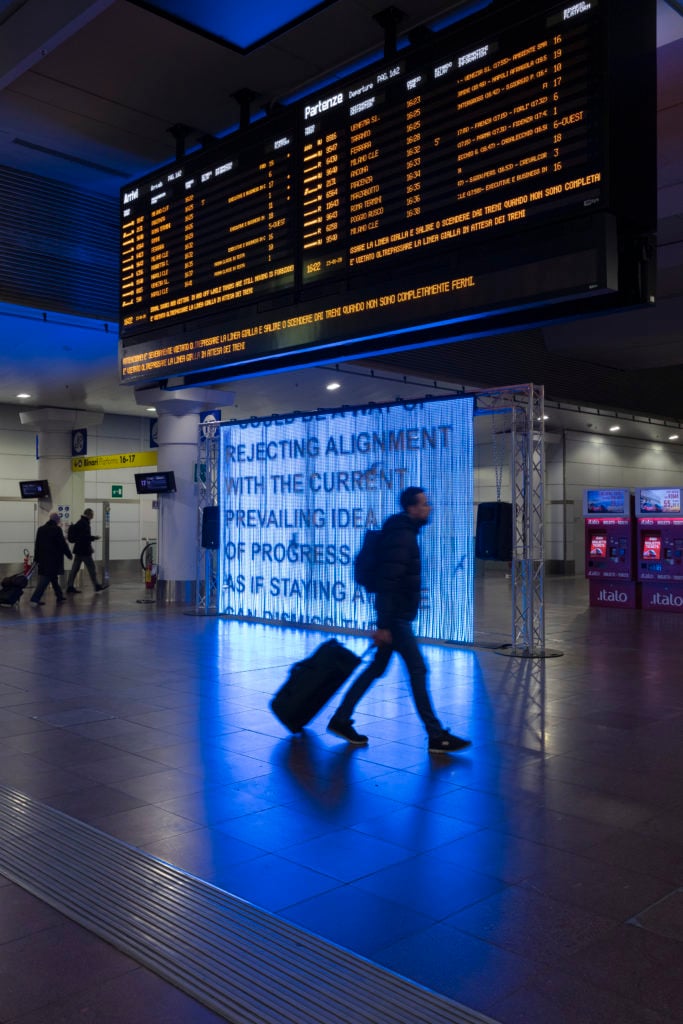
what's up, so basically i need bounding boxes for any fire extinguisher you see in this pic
[23,548,32,575]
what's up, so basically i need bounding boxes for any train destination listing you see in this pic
[120,1,616,383]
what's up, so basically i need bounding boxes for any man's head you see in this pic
[400,487,431,524]
[84,509,94,520]
[49,512,60,524]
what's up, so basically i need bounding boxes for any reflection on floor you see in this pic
[0,576,681,1024]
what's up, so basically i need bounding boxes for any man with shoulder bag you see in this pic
[66,508,106,594]
[328,487,471,755]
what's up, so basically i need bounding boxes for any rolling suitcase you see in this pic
[270,639,363,733]
[0,568,32,607]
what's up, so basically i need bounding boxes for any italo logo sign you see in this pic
[597,588,629,603]
[649,591,683,607]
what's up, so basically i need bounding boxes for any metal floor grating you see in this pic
[0,785,500,1024]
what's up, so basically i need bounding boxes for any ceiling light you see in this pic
[609,425,620,432]
[668,434,679,441]
[16,392,31,399]
[146,406,157,412]
[326,382,341,391]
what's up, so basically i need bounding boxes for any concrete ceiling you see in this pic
[0,0,681,426]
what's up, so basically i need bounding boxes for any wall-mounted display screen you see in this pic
[134,470,176,494]
[19,479,50,499]
[583,488,630,517]
[119,0,655,386]
[641,534,662,560]
[589,533,607,558]
[636,488,682,516]
[218,395,474,641]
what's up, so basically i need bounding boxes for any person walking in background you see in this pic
[328,486,471,755]
[66,508,105,594]
[30,513,72,606]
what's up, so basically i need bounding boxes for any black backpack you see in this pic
[353,529,382,592]
[67,522,78,543]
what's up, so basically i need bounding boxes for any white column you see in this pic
[135,386,234,604]
[155,411,200,603]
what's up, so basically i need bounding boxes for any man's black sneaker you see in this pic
[428,730,471,754]
[327,718,368,746]
[95,584,105,592]
[66,587,80,594]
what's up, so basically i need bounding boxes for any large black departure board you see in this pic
[120,0,655,386]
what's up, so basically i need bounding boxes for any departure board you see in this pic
[120,0,655,386]
[121,124,296,322]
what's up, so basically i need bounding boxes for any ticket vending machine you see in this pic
[636,488,683,613]
[583,489,638,608]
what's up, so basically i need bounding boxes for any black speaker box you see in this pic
[201,505,220,549]
[475,501,513,561]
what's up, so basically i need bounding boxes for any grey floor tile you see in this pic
[490,964,679,1024]
[0,919,137,1020]
[3,963,228,1024]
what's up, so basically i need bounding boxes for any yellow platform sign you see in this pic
[71,451,158,472]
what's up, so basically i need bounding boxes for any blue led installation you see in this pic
[218,396,473,643]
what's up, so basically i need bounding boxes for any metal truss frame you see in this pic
[476,383,551,657]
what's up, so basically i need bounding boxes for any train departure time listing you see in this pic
[120,0,652,384]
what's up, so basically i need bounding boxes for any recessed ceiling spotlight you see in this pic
[326,382,341,391]
[146,406,157,412]
[668,434,679,441]
[16,392,31,399]
[609,425,620,432]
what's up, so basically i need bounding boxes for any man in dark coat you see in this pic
[30,513,72,605]
[66,508,105,593]
[328,486,471,754]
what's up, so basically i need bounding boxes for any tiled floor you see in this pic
[0,575,681,1023]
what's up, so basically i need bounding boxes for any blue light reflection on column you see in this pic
[218,396,473,643]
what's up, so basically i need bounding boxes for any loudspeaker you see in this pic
[475,501,513,560]
[201,505,220,549]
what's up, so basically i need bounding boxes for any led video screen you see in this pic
[218,395,474,641]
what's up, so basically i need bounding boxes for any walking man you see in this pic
[66,508,105,593]
[328,487,471,754]
[30,512,72,605]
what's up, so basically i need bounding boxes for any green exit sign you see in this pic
[111,485,123,498]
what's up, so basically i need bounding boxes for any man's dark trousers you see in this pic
[334,619,441,735]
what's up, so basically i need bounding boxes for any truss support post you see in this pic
[475,382,557,658]
[510,383,547,657]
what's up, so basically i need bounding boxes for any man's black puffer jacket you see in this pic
[374,511,424,628]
